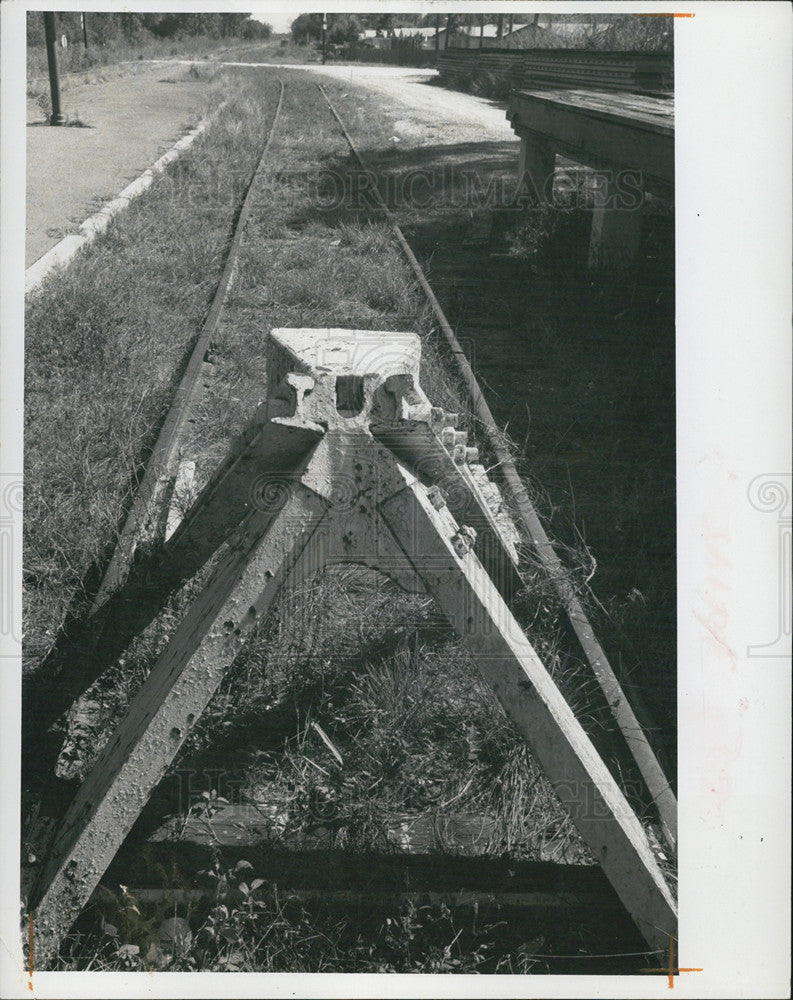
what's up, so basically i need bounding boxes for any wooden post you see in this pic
[30,481,331,964]
[479,14,485,49]
[381,468,677,955]
[43,12,65,126]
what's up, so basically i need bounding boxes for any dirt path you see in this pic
[26,65,211,266]
[164,60,516,143]
[290,64,515,141]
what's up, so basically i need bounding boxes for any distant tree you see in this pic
[140,13,185,38]
[27,8,276,50]
[84,13,123,46]
[218,13,252,37]
[242,19,272,40]
[596,14,672,51]
[540,13,672,52]
[52,11,83,39]
[118,12,148,43]
[356,12,423,33]
[291,13,360,46]
[291,13,323,44]
[327,14,361,45]
[26,12,46,46]
[356,13,391,34]
[394,13,424,28]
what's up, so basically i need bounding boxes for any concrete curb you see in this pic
[25,104,225,296]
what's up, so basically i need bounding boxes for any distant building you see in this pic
[359,25,445,50]
[447,23,526,48]
[357,16,618,53]
[445,15,620,50]
[358,29,388,48]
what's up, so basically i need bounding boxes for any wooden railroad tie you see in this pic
[28,327,677,964]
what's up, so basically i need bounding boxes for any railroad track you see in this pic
[19,72,682,971]
[315,81,676,849]
[24,72,675,878]
[21,76,285,792]
[91,77,285,609]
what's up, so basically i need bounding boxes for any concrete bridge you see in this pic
[506,85,673,269]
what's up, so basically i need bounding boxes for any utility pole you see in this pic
[43,12,66,126]
[479,13,485,49]
[444,13,452,50]
[434,13,439,52]
[321,13,327,64]
[81,12,89,50]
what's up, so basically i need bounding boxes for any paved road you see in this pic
[26,65,210,266]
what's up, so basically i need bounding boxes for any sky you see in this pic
[248,5,301,34]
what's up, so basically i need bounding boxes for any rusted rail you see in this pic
[23,76,677,967]
[91,78,285,609]
[20,77,286,834]
[315,81,676,851]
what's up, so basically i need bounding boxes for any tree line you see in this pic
[27,12,272,48]
[290,12,671,51]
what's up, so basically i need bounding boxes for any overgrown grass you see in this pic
[24,71,279,666]
[25,68,674,971]
[26,33,255,82]
[57,855,610,973]
[222,39,323,65]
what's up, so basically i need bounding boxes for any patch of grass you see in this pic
[26,33,253,83]
[160,65,216,85]
[24,71,282,667]
[223,40,322,64]
[55,857,571,973]
[63,112,94,128]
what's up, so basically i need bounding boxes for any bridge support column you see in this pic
[588,172,645,270]
[517,132,557,206]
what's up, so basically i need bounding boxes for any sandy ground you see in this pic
[227,62,516,142]
[25,66,210,266]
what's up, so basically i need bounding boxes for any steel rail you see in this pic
[91,78,285,611]
[315,81,676,851]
